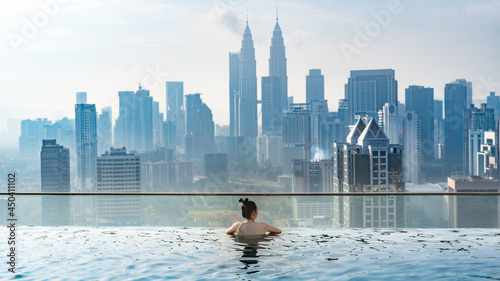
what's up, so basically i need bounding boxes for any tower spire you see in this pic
[276,6,278,22]
[246,9,248,25]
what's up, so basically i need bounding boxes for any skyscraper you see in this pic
[185,93,203,135]
[403,111,421,184]
[306,69,324,103]
[185,94,215,159]
[486,92,500,124]
[465,104,496,175]
[238,20,258,142]
[97,148,140,192]
[152,101,164,148]
[98,107,112,155]
[338,99,350,142]
[229,52,240,137]
[114,91,134,149]
[261,76,282,134]
[114,85,153,152]
[166,81,185,146]
[269,12,288,110]
[193,103,215,158]
[19,118,52,156]
[381,103,399,144]
[444,82,468,175]
[41,139,70,192]
[405,86,434,161]
[75,103,97,192]
[96,147,141,225]
[163,121,176,149]
[345,69,398,123]
[135,85,154,152]
[40,139,71,225]
[282,104,311,169]
[434,100,444,160]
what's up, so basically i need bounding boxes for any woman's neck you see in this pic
[245,218,254,222]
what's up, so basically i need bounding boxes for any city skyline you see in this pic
[1,1,499,139]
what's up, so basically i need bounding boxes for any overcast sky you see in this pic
[1,0,499,134]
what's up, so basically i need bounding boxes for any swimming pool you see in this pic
[4,226,499,280]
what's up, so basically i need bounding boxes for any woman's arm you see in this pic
[263,223,282,234]
[225,222,240,234]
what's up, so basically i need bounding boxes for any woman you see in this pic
[225,198,282,235]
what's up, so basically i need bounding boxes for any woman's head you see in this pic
[239,198,258,220]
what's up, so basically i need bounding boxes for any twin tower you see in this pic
[229,13,288,142]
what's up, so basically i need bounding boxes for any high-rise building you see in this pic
[185,93,203,135]
[185,94,215,159]
[19,118,52,156]
[96,148,141,225]
[229,52,240,137]
[114,85,153,152]
[40,139,71,225]
[45,117,75,153]
[465,104,496,175]
[444,82,468,175]
[261,76,282,135]
[338,99,350,142]
[403,111,421,184]
[193,103,215,158]
[152,101,164,148]
[486,92,500,124]
[41,139,70,192]
[282,104,311,170]
[332,118,404,228]
[97,148,140,192]
[114,91,134,149]
[339,117,404,192]
[306,69,324,103]
[345,69,398,123]
[477,131,498,178]
[98,107,112,155]
[434,100,444,160]
[166,81,185,146]
[269,14,288,111]
[310,100,329,156]
[162,121,176,149]
[75,103,97,192]
[76,92,87,104]
[135,85,154,152]
[405,86,434,161]
[381,103,399,144]
[238,20,258,142]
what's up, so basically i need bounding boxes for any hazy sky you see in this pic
[1,0,499,134]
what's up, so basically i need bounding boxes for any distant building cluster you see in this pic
[11,12,499,195]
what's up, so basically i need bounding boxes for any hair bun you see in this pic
[239,198,249,204]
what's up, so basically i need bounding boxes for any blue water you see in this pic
[2,227,499,280]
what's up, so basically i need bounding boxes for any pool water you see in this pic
[3,227,500,280]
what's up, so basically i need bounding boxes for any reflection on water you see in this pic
[229,234,278,274]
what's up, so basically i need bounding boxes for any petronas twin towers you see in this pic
[229,13,288,142]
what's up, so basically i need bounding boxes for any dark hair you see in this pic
[239,198,257,219]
